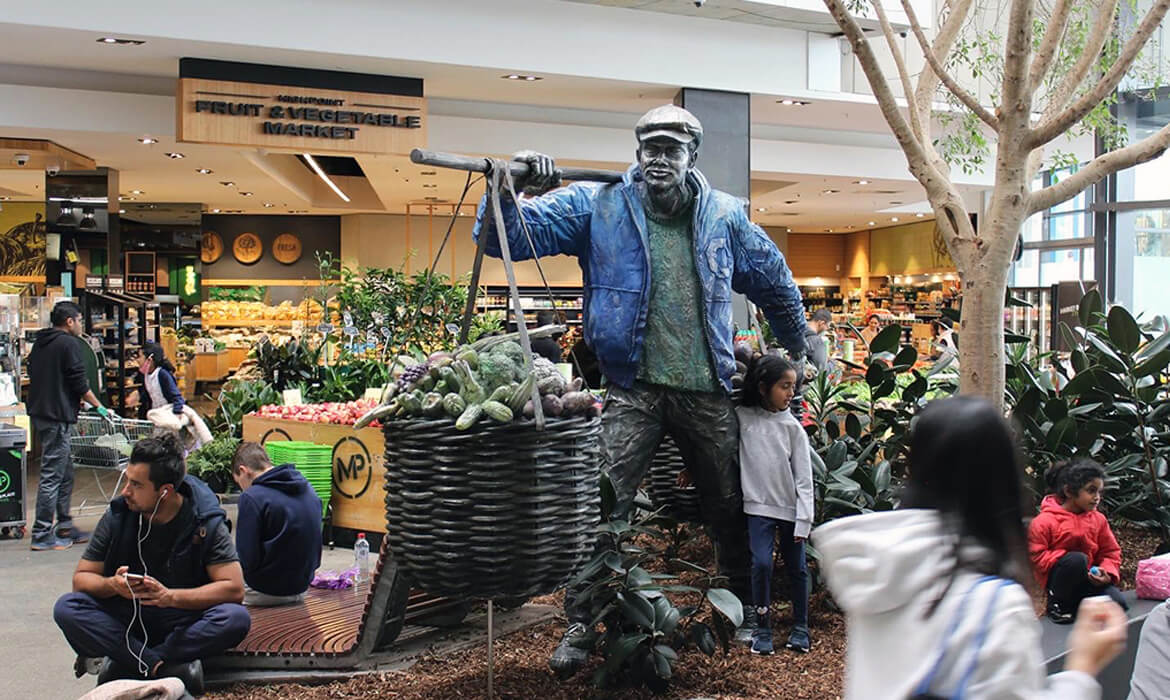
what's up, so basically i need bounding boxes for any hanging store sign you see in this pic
[176,59,426,156]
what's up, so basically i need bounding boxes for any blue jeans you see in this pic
[747,515,808,628]
[32,419,75,541]
[53,592,251,673]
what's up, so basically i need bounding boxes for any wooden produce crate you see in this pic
[225,347,250,371]
[194,351,231,382]
[242,415,387,533]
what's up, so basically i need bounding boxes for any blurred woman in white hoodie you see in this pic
[812,396,1127,699]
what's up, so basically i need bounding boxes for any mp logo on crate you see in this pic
[332,436,372,499]
[0,470,10,495]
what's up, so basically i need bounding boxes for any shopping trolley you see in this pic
[70,412,155,504]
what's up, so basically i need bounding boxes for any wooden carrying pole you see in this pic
[410,148,624,183]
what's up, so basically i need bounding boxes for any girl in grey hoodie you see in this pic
[736,354,813,655]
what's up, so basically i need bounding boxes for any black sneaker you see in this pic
[97,658,139,685]
[548,622,591,679]
[73,655,102,678]
[155,659,204,696]
[734,605,759,646]
[1046,598,1075,625]
[785,625,811,653]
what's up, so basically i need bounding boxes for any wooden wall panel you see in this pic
[786,233,845,279]
[870,221,956,276]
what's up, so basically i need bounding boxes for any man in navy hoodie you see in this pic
[231,442,322,606]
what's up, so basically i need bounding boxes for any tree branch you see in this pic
[900,0,998,130]
[913,0,976,120]
[872,0,926,142]
[1027,0,1074,94]
[1028,122,1170,214]
[821,0,942,188]
[1029,0,1170,148]
[1001,0,1037,130]
[1027,0,1119,181]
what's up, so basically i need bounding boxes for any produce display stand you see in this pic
[194,350,231,382]
[242,414,386,533]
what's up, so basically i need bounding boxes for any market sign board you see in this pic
[176,58,425,156]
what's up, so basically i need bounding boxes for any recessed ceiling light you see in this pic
[130,189,145,195]
[420,170,437,176]
[890,200,903,205]
[196,168,213,175]
[137,137,157,145]
[219,181,235,187]
[755,207,767,212]
[853,179,870,185]
[262,202,275,208]
[778,99,811,106]
[821,189,840,195]
[165,152,185,159]
[826,228,834,233]
[845,225,855,229]
[239,191,253,197]
[502,74,542,81]
[784,200,799,205]
[891,216,900,222]
[916,212,925,218]
[422,183,437,189]
[0,196,8,201]
[868,221,876,226]
[119,196,134,201]
[97,37,145,45]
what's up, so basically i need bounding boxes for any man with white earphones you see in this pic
[52,431,250,696]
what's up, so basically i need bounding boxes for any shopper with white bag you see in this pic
[127,344,211,452]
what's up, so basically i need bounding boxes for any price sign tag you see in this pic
[342,310,354,328]
[317,323,334,335]
[282,388,304,406]
[381,327,392,340]
[367,328,379,345]
[363,387,384,401]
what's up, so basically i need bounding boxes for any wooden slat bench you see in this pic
[208,539,472,672]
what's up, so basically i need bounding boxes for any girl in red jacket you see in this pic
[1029,459,1127,624]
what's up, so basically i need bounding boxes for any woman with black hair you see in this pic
[1029,459,1126,624]
[133,343,184,419]
[813,397,1127,699]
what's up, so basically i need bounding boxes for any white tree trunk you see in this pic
[958,257,1009,405]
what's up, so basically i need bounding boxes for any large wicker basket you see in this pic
[383,415,602,600]
[644,435,704,524]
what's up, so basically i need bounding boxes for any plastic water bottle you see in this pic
[354,533,370,584]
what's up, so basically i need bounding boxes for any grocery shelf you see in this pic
[202,319,304,328]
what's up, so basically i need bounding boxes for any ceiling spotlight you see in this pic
[916,212,925,218]
[778,99,811,106]
[137,137,158,145]
[755,207,767,212]
[422,183,438,189]
[420,170,437,176]
[784,200,799,205]
[0,196,9,201]
[220,181,235,187]
[867,221,876,226]
[845,225,855,229]
[853,179,870,185]
[502,74,542,81]
[239,191,253,197]
[891,217,900,222]
[196,168,213,175]
[78,207,97,229]
[821,189,840,195]
[97,37,145,45]
[56,205,76,226]
[826,229,834,233]
[118,196,134,201]
[130,189,145,195]
[165,152,185,159]
[262,202,275,208]
[209,208,221,213]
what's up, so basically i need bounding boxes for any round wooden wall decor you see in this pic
[232,232,263,264]
[272,233,303,264]
[201,231,224,264]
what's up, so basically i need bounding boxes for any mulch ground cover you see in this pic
[210,521,1164,700]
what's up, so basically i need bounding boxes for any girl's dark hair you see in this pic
[740,354,797,408]
[1045,458,1106,501]
[902,396,1031,590]
[141,342,176,374]
[129,429,186,490]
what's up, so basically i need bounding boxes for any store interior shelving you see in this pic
[475,285,584,330]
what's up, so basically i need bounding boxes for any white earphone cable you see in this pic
[124,489,165,676]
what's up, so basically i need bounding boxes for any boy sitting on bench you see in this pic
[231,442,322,606]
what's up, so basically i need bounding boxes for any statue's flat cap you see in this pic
[635,105,703,146]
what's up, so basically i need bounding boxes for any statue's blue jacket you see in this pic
[473,164,808,392]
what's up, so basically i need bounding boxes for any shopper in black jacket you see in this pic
[28,301,108,551]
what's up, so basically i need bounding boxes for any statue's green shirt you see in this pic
[636,195,720,392]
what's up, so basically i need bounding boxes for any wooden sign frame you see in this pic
[272,233,303,264]
[201,231,224,264]
[232,232,263,264]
